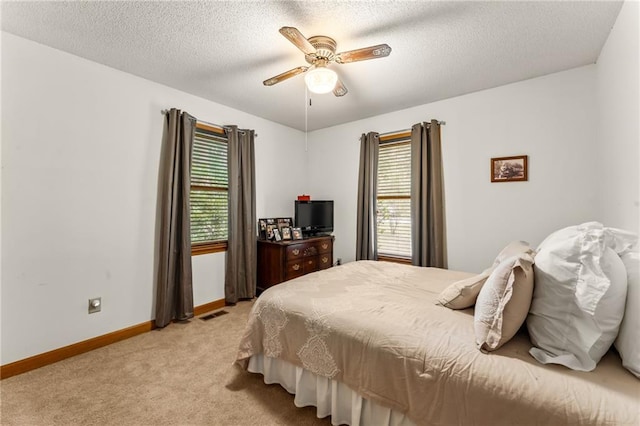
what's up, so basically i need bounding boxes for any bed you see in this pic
[235,260,639,425]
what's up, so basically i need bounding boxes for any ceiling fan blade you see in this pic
[335,44,392,64]
[279,27,316,55]
[263,66,309,86]
[333,78,348,97]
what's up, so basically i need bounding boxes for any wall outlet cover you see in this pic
[88,297,102,314]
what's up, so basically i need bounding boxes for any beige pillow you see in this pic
[438,241,534,310]
[437,267,494,309]
[474,252,535,352]
[492,240,534,266]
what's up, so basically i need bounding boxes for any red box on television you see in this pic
[297,194,311,201]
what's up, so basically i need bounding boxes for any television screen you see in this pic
[295,200,334,236]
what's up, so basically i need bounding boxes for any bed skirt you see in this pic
[247,354,415,426]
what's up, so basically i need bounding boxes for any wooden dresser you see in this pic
[257,235,333,292]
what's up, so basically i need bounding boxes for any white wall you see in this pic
[0,33,307,364]
[0,29,3,360]
[307,66,600,273]
[2,1,637,367]
[596,0,640,233]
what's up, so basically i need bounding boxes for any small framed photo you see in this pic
[266,223,277,240]
[258,219,267,239]
[273,228,282,242]
[277,217,292,231]
[281,226,292,240]
[292,227,303,240]
[491,155,528,182]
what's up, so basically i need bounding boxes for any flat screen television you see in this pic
[295,200,334,236]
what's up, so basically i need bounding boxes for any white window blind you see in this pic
[377,139,411,258]
[190,124,228,247]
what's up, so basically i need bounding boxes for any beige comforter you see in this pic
[236,260,639,425]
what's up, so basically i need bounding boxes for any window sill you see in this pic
[192,241,228,256]
[378,255,412,265]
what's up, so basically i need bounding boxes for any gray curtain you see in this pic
[410,121,446,267]
[155,109,195,328]
[356,132,380,260]
[224,126,257,304]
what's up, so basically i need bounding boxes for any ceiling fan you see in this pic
[263,26,392,97]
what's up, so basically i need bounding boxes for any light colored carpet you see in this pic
[0,300,332,425]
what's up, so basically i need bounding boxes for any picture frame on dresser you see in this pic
[277,217,292,232]
[281,227,292,240]
[258,219,267,240]
[292,227,303,240]
[259,218,293,240]
[273,228,282,241]
[265,223,277,240]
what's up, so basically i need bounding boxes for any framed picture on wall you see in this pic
[491,155,528,182]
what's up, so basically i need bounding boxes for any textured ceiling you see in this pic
[1,1,623,131]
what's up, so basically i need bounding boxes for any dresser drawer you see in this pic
[286,243,305,260]
[318,253,332,270]
[286,242,318,258]
[302,257,318,273]
[317,240,332,254]
[302,244,318,257]
[285,260,305,281]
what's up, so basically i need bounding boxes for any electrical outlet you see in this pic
[337,258,342,265]
[88,297,102,314]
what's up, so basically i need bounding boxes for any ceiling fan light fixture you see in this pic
[304,66,338,94]
[265,26,391,97]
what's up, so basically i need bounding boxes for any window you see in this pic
[377,133,411,261]
[190,123,228,255]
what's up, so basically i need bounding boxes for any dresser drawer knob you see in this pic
[322,256,328,263]
[308,260,313,265]
[322,243,328,249]
[292,264,300,271]
[292,249,300,256]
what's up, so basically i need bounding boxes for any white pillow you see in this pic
[527,222,628,371]
[475,252,534,352]
[615,250,640,378]
[604,227,638,254]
